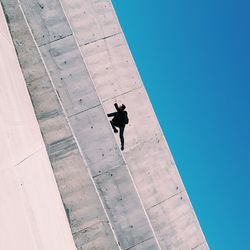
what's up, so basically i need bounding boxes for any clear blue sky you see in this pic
[112,1,250,249]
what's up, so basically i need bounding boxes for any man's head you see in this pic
[120,104,126,111]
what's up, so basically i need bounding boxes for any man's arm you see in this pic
[114,103,120,112]
[107,112,117,117]
[108,103,120,117]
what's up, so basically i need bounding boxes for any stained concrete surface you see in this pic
[1,0,209,249]
[1,0,160,249]
[1,1,119,249]
[0,4,76,249]
[70,0,209,249]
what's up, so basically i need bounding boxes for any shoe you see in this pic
[113,129,118,133]
[121,145,124,151]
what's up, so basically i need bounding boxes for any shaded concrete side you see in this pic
[60,0,209,249]
[1,1,119,249]
[2,0,160,249]
[0,4,76,250]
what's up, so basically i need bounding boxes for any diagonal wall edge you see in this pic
[60,0,209,249]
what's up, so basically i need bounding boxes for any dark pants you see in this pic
[110,121,125,146]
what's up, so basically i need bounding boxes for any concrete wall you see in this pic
[1,0,159,249]
[0,4,76,250]
[63,1,209,249]
[1,0,209,249]
[1,1,120,249]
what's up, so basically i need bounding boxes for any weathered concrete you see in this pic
[1,1,119,249]
[2,0,161,249]
[0,4,76,250]
[62,0,209,249]
[1,0,209,249]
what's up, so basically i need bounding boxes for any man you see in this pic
[108,103,129,151]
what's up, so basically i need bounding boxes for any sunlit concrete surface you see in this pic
[62,0,209,249]
[1,0,160,249]
[0,4,76,250]
[1,1,119,249]
[1,0,209,249]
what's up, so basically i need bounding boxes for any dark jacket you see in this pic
[108,104,129,127]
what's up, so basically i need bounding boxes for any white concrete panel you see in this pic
[16,148,77,250]
[123,136,183,210]
[72,220,118,250]
[39,35,100,116]
[1,0,47,82]
[0,4,76,249]
[81,33,141,101]
[51,152,112,236]
[147,192,206,249]
[19,0,72,46]
[94,165,158,249]
[0,150,77,250]
[61,0,121,46]
[0,168,38,250]
[69,105,124,176]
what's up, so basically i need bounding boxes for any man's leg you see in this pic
[110,121,118,133]
[119,126,125,150]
